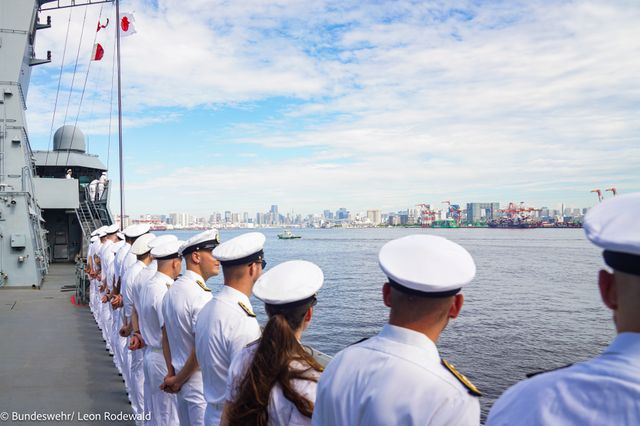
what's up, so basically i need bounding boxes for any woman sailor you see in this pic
[223,260,325,426]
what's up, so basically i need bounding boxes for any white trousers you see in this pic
[204,403,222,426]
[176,370,206,426]
[144,348,178,426]
[130,347,146,423]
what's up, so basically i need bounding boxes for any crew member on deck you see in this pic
[223,260,325,426]
[313,234,481,426]
[195,232,265,425]
[487,193,640,426]
[138,239,182,426]
[98,224,120,355]
[161,230,220,426]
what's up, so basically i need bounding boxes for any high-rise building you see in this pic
[367,209,381,225]
[466,203,499,224]
[224,211,232,223]
[323,209,334,220]
[336,208,349,220]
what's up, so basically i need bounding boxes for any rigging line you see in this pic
[84,15,109,154]
[44,7,73,168]
[106,25,117,171]
[65,5,105,167]
[59,4,88,167]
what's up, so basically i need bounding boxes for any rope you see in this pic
[65,5,105,167]
[106,29,117,171]
[59,5,88,167]
[44,8,73,167]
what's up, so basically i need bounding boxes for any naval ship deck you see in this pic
[0,264,133,425]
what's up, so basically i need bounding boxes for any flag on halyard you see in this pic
[96,18,109,32]
[91,43,104,61]
[120,13,136,37]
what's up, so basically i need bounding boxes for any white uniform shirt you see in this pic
[487,332,640,426]
[135,260,158,294]
[162,270,213,373]
[195,286,261,419]
[113,242,131,290]
[122,260,147,319]
[99,240,114,283]
[226,342,319,426]
[106,241,125,290]
[313,324,480,426]
[138,271,173,349]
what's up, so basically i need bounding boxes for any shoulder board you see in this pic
[245,338,261,348]
[238,301,256,317]
[526,363,573,379]
[195,280,211,292]
[441,359,482,397]
[349,337,370,346]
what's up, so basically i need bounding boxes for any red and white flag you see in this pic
[91,43,104,61]
[120,13,136,37]
[96,18,109,32]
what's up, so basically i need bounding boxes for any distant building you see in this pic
[367,209,381,225]
[224,211,232,223]
[466,202,499,224]
[323,210,334,220]
[336,207,349,220]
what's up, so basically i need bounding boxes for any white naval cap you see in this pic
[130,233,156,256]
[117,232,125,240]
[123,223,151,238]
[90,229,101,237]
[584,192,640,276]
[379,234,476,296]
[95,225,109,237]
[105,223,119,234]
[179,229,220,256]
[253,260,323,306]
[213,232,266,266]
[90,235,99,242]
[110,240,125,253]
[151,240,184,261]
[149,234,179,249]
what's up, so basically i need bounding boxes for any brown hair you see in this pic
[226,299,323,426]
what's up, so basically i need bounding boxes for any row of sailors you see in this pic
[86,192,640,426]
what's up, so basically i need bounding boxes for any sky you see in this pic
[26,0,640,217]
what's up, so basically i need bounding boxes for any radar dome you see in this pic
[53,125,86,152]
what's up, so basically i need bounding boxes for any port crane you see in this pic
[590,189,603,202]
[441,201,463,225]
[416,204,436,228]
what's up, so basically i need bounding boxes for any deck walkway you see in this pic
[0,264,133,425]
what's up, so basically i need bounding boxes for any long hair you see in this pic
[226,299,323,426]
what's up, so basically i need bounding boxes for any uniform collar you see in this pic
[379,324,440,361]
[604,332,640,359]
[155,271,174,286]
[219,285,253,310]
[184,269,205,284]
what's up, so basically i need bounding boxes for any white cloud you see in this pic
[24,0,640,215]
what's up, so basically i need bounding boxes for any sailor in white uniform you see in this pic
[195,232,265,425]
[138,239,182,426]
[135,234,178,296]
[121,232,156,424]
[161,230,219,426]
[89,178,98,201]
[487,193,640,426]
[90,226,108,325]
[223,260,325,426]
[86,233,100,319]
[97,172,107,200]
[314,234,481,426]
[107,236,126,373]
[98,224,120,353]
[112,224,151,392]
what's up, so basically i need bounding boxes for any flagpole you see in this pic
[115,0,125,228]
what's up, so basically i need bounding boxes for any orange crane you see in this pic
[605,187,617,196]
[590,189,603,202]
[416,204,436,228]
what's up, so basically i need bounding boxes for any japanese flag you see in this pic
[91,43,104,61]
[120,13,136,37]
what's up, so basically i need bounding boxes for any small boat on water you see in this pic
[278,229,302,239]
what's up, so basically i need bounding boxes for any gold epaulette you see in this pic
[238,301,256,317]
[195,280,211,292]
[441,359,482,397]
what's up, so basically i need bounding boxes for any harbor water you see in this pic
[165,227,611,420]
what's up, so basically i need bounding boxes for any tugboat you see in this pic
[277,229,302,239]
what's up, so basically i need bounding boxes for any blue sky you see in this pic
[27,0,640,216]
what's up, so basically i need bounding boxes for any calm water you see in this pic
[164,227,611,420]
